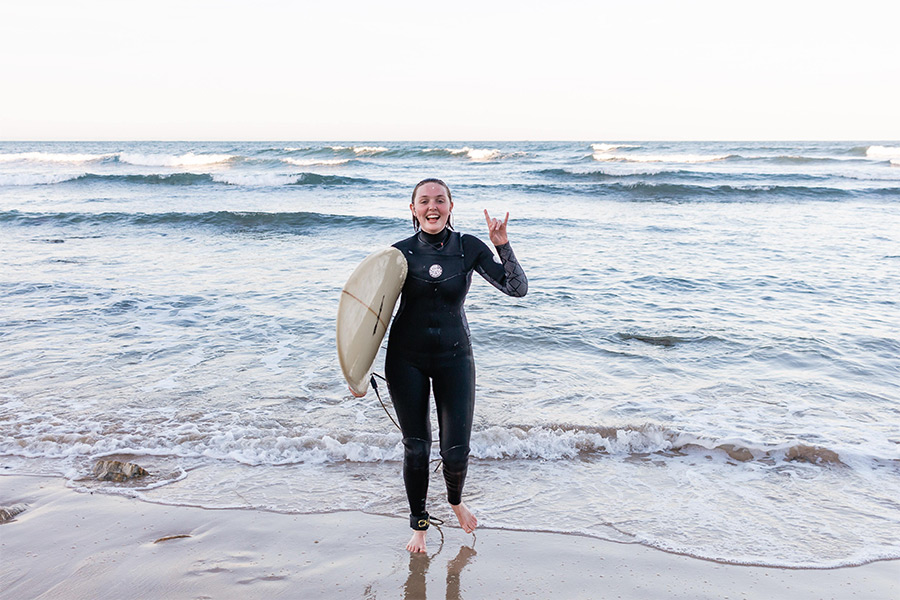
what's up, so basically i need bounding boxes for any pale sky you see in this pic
[1,0,897,141]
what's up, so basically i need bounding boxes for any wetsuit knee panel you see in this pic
[440,444,470,473]
[403,437,431,469]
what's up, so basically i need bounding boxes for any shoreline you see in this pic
[2,474,896,599]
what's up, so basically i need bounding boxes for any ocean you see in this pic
[1,140,898,568]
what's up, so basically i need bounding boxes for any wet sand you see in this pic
[1,475,896,599]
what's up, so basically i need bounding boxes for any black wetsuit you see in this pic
[385,228,527,530]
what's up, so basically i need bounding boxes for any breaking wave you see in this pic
[866,145,900,161]
[591,143,640,152]
[326,145,390,155]
[424,147,527,161]
[470,424,855,467]
[116,152,236,167]
[2,415,884,470]
[592,150,736,163]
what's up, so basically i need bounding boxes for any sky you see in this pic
[1,0,897,141]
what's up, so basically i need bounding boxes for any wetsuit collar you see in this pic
[417,228,451,248]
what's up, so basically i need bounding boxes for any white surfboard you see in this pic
[337,247,407,396]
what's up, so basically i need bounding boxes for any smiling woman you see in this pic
[410,178,453,233]
[385,177,528,553]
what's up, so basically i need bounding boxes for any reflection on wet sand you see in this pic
[405,545,477,600]
[446,545,477,599]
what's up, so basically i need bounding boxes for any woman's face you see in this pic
[411,182,453,234]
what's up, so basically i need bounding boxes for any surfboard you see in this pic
[337,247,407,397]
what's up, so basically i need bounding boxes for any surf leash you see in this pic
[370,373,400,431]
[431,516,446,556]
[370,373,444,471]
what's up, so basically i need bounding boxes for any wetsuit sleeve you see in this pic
[469,236,528,297]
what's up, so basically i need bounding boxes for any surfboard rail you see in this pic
[336,247,407,396]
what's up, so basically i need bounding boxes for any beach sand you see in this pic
[1,475,895,599]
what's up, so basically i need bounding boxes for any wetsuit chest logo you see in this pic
[429,264,443,278]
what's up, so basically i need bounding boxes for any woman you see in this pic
[386,178,527,553]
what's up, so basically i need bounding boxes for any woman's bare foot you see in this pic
[406,530,427,553]
[450,501,478,533]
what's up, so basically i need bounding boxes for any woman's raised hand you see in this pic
[484,209,510,246]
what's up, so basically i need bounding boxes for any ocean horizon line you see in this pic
[2,138,899,143]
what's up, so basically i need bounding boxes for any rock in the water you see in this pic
[785,445,842,466]
[0,504,27,523]
[717,444,754,462]
[93,460,149,482]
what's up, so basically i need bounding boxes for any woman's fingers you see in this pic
[484,209,510,245]
[484,210,509,230]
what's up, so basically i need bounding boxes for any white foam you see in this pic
[0,152,112,164]
[866,145,900,161]
[282,157,350,167]
[148,376,180,390]
[192,430,405,466]
[471,425,674,459]
[438,147,510,161]
[465,147,502,161]
[353,146,389,154]
[593,151,730,163]
[3,414,893,471]
[591,143,639,152]
[327,145,388,155]
[0,422,665,465]
[117,152,234,167]
[261,343,292,373]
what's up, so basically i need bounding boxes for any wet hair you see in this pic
[410,178,453,231]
